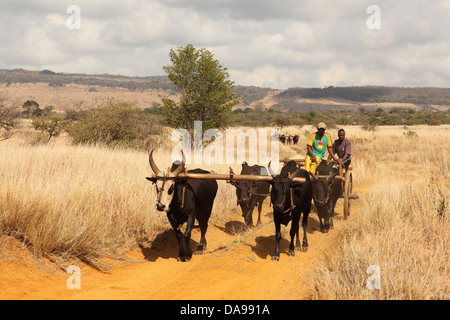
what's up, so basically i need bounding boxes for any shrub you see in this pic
[64,99,166,150]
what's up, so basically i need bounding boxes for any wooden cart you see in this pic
[280,158,356,219]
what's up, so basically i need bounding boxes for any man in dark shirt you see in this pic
[329,129,351,168]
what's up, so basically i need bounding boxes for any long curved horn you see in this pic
[267,161,276,177]
[327,171,338,183]
[149,150,161,176]
[288,166,302,180]
[170,150,185,177]
[309,171,318,182]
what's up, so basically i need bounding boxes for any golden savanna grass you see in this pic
[0,124,449,299]
[309,125,450,299]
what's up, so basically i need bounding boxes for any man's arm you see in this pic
[327,146,339,162]
[307,144,316,162]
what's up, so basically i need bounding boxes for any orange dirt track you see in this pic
[0,189,363,300]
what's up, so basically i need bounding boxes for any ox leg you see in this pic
[174,228,186,262]
[256,200,263,226]
[246,197,257,228]
[183,215,195,261]
[328,197,338,229]
[196,220,208,255]
[272,214,281,261]
[301,211,309,252]
[295,228,301,251]
[168,214,187,262]
[239,203,252,228]
[288,214,299,256]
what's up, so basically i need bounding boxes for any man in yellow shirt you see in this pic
[305,122,339,173]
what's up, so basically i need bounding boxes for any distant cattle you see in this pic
[230,162,270,227]
[279,134,300,145]
[309,161,340,233]
[146,151,218,262]
[268,160,313,261]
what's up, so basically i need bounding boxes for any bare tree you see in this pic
[0,93,21,141]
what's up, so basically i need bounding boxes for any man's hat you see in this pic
[317,122,327,130]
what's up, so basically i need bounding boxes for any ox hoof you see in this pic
[271,255,280,261]
[177,256,192,262]
[301,243,309,252]
[196,244,206,254]
[287,250,295,257]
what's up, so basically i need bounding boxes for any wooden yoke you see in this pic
[151,172,307,184]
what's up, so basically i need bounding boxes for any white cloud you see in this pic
[1,0,450,88]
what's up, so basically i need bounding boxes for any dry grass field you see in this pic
[0,123,449,299]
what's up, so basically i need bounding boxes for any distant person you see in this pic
[328,129,351,169]
[305,122,339,173]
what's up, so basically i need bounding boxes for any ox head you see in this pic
[229,162,257,204]
[146,150,185,212]
[309,170,337,232]
[267,161,301,212]
[309,171,338,207]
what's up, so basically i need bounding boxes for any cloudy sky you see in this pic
[1,0,449,89]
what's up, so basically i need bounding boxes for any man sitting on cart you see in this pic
[305,122,340,174]
[328,128,351,170]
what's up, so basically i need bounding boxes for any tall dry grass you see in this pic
[0,135,241,270]
[309,125,450,300]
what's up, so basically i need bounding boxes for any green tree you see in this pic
[22,100,39,118]
[159,44,241,136]
[32,112,64,142]
[64,99,165,149]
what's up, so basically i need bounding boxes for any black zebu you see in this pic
[146,151,218,262]
[268,161,313,261]
[309,161,340,233]
[229,162,270,227]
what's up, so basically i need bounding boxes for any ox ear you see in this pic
[146,177,157,184]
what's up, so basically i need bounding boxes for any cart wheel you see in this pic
[343,170,352,220]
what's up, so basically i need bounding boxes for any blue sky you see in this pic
[1,0,449,89]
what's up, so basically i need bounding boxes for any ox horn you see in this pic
[170,150,186,177]
[288,166,302,180]
[149,150,161,176]
[309,171,318,182]
[267,161,276,177]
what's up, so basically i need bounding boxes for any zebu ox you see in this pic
[309,161,340,233]
[229,162,270,227]
[268,161,313,261]
[146,151,218,262]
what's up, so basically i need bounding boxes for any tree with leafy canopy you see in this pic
[159,44,241,136]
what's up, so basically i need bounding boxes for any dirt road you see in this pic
[0,189,363,300]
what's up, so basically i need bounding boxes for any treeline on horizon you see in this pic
[3,69,450,106]
[228,106,450,127]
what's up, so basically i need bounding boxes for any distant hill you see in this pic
[0,69,449,112]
